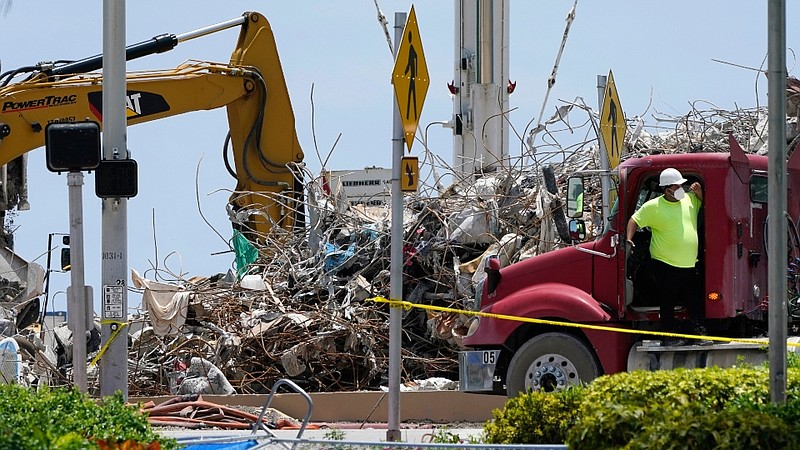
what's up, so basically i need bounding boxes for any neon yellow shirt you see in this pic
[631,193,701,268]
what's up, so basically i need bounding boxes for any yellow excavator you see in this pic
[0,11,305,252]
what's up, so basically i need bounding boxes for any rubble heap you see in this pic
[1,104,790,396]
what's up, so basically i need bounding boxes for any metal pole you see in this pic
[596,75,610,221]
[67,172,87,393]
[387,11,406,443]
[100,0,129,399]
[768,0,787,404]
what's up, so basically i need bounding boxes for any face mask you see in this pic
[672,187,686,200]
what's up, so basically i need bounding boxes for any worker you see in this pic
[625,167,710,346]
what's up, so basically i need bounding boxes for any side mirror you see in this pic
[566,176,584,218]
[569,219,586,242]
[484,255,502,295]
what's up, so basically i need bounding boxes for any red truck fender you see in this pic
[468,282,612,345]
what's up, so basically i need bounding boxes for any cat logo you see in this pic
[87,91,170,122]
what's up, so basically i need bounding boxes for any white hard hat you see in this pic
[659,168,687,186]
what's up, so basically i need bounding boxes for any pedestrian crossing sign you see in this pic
[392,5,429,153]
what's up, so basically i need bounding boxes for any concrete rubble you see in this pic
[0,102,791,399]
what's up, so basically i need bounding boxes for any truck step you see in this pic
[627,339,770,372]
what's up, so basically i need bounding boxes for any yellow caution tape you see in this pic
[89,320,129,367]
[371,296,800,348]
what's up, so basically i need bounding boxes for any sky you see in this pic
[0,1,797,314]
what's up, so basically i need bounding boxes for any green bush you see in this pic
[730,390,800,436]
[483,386,584,444]
[484,366,800,448]
[626,403,795,450]
[564,400,646,450]
[0,384,177,450]
[566,367,787,450]
[578,367,769,412]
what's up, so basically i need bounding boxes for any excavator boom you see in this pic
[0,11,304,244]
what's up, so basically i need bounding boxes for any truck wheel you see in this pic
[506,332,600,397]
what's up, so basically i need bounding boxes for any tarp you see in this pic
[131,269,190,337]
[181,441,258,450]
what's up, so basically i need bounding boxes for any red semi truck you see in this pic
[459,136,800,397]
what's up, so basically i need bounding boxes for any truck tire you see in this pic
[506,332,600,397]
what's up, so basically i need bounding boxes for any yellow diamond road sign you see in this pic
[392,5,429,153]
[600,70,626,169]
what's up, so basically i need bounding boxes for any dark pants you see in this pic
[649,259,704,332]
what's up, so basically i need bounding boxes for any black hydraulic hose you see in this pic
[0,60,77,86]
[236,70,305,232]
[248,70,289,172]
[220,71,289,186]
[45,33,178,78]
[240,70,291,188]
[0,66,40,87]
[222,132,237,179]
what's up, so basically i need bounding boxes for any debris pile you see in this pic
[140,394,311,429]
[0,103,790,396]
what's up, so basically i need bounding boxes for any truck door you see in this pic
[623,169,706,321]
[623,172,661,312]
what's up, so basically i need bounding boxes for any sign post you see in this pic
[387,11,406,443]
[388,5,428,441]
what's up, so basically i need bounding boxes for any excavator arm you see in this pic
[0,11,304,245]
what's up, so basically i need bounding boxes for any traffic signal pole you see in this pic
[66,172,89,393]
[100,0,129,398]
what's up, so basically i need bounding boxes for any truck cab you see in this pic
[459,137,800,397]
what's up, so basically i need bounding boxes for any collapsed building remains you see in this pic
[0,102,791,397]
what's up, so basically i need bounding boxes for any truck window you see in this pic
[635,178,661,210]
[750,174,767,203]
